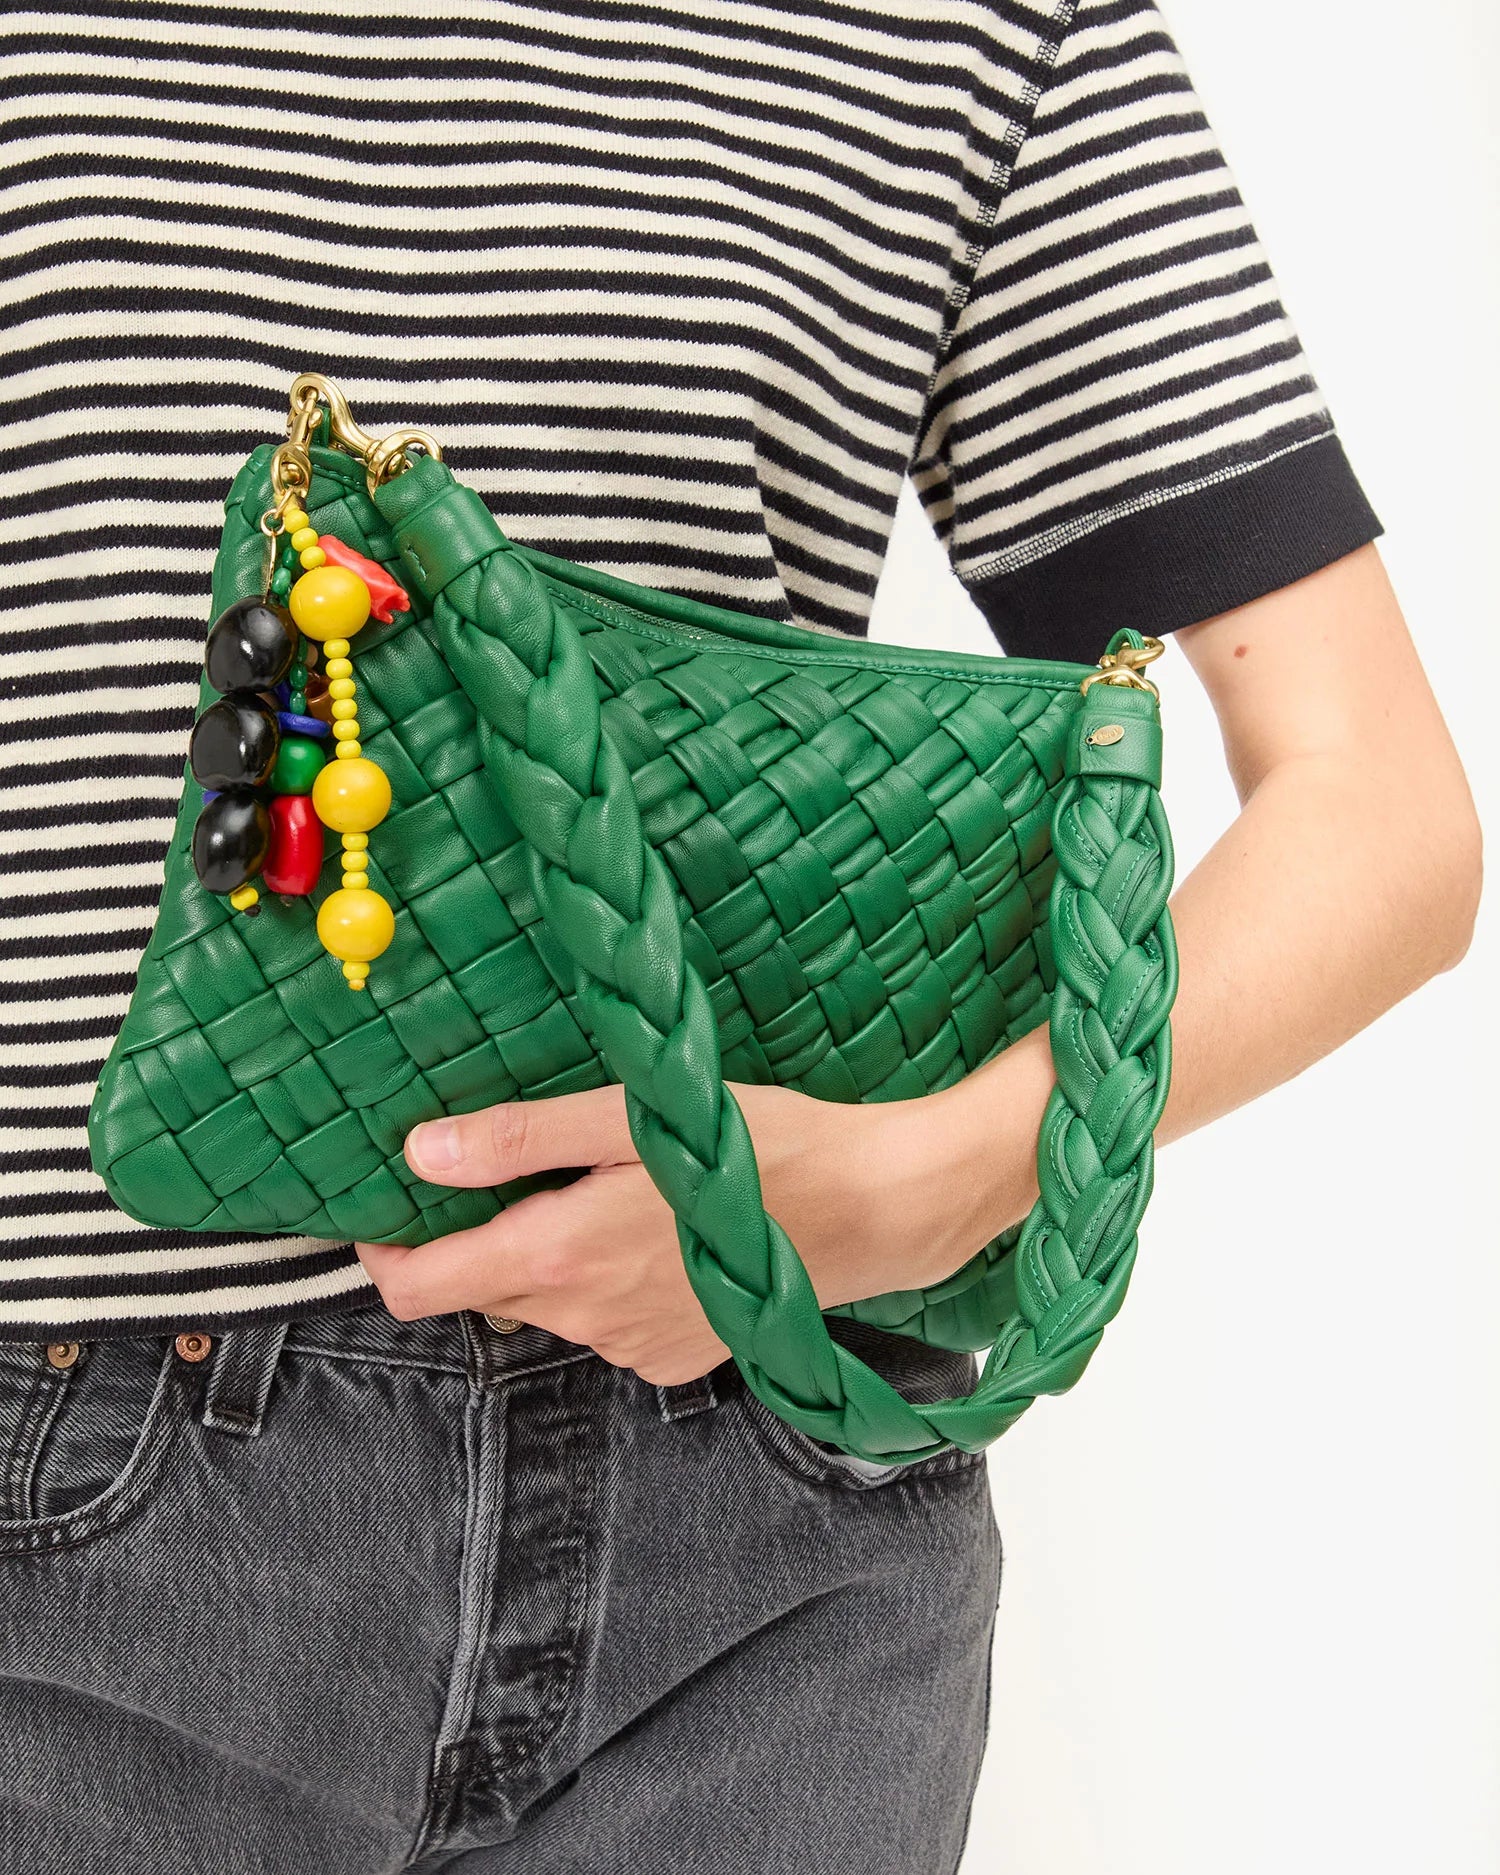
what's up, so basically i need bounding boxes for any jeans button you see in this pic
[175,1332,213,1363]
[484,1314,522,1334]
[45,1342,80,1371]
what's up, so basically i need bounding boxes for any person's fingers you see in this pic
[355,1204,539,1320]
[355,1164,641,1320]
[404,1084,635,1188]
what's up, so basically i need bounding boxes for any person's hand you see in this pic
[355,1070,1043,1386]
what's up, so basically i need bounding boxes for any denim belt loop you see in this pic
[201,1322,291,1438]
[655,1372,719,1423]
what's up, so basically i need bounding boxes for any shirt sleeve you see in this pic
[910,0,1382,663]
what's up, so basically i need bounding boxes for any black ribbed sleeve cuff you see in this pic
[967,432,1383,664]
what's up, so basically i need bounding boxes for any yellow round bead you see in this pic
[288,567,370,642]
[322,640,350,661]
[324,658,353,680]
[327,678,356,701]
[332,719,362,741]
[331,698,359,722]
[347,979,368,992]
[341,872,369,891]
[290,527,318,551]
[229,884,259,912]
[311,756,390,832]
[317,887,394,963]
[299,546,327,570]
[282,508,310,533]
[341,832,368,851]
[335,740,362,759]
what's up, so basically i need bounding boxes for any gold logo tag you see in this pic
[1087,723,1125,747]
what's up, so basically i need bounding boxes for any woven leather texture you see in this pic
[88,442,1175,1463]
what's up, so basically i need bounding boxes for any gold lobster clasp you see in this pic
[271,373,444,507]
[1079,635,1165,698]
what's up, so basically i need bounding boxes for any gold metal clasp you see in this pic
[1080,635,1165,698]
[265,379,322,522]
[280,373,444,500]
[363,426,444,492]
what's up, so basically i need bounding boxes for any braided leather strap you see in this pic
[376,458,1176,1464]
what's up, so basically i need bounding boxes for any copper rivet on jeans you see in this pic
[175,1331,213,1363]
[45,1342,80,1371]
[484,1314,522,1335]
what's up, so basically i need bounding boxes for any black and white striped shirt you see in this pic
[0,0,1379,1336]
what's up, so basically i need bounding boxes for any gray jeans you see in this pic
[0,1300,1002,1873]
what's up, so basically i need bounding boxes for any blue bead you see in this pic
[276,711,330,739]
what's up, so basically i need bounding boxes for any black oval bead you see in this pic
[191,793,271,894]
[189,696,280,791]
[205,597,298,694]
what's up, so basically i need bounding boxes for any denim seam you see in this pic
[949,1517,1006,1874]
[0,1349,186,1558]
[280,1340,470,1378]
[281,1336,596,1385]
[408,1381,508,1864]
[479,1363,599,1805]
[3,1357,62,1521]
[485,1351,597,1386]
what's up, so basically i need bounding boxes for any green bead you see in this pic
[270,734,325,795]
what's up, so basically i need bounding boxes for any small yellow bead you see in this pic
[288,568,369,643]
[331,699,359,721]
[347,979,367,992]
[290,527,318,551]
[324,658,353,680]
[335,740,362,759]
[332,719,362,741]
[229,884,259,911]
[341,832,368,851]
[328,678,356,701]
[342,961,365,980]
[299,546,327,570]
[282,508,310,533]
[341,872,369,891]
[322,639,350,661]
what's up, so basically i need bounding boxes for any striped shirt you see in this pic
[0,0,1380,1336]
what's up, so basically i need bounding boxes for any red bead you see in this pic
[315,536,410,623]
[262,793,324,896]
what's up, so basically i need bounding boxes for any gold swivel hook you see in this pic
[283,373,443,499]
[1080,635,1165,698]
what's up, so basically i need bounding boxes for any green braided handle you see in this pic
[375,457,1176,1464]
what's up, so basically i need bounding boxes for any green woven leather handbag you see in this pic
[88,374,1177,1466]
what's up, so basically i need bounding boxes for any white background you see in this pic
[868,4,1499,1870]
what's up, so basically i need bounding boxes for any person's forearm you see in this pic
[929,744,1482,1259]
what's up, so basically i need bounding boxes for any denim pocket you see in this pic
[0,1336,187,1557]
[732,1316,987,1492]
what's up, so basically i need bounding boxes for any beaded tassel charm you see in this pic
[280,504,399,991]
[187,375,416,981]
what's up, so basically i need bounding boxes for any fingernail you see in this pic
[409,1119,459,1174]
